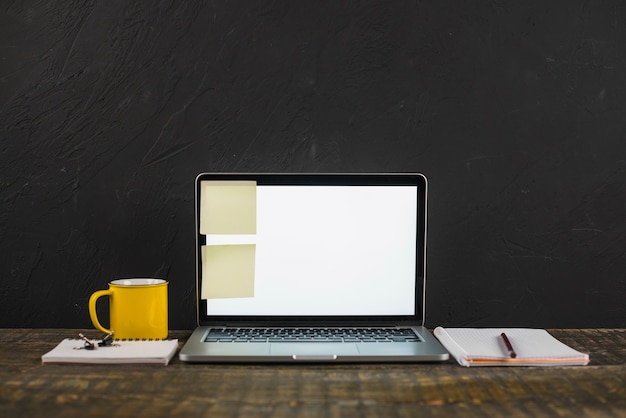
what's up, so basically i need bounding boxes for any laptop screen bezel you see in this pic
[194,172,428,327]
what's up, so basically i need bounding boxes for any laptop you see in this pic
[179,173,449,363]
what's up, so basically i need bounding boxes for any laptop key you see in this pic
[391,337,410,342]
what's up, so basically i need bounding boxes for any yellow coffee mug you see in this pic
[89,278,168,340]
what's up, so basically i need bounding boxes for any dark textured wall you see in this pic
[1,1,624,329]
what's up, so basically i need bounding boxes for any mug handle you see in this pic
[88,289,113,334]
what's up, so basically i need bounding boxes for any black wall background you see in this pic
[1,1,625,329]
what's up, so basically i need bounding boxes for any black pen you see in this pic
[500,332,517,358]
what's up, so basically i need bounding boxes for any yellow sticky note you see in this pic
[201,245,256,299]
[200,181,256,235]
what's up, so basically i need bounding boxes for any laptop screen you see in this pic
[195,173,427,322]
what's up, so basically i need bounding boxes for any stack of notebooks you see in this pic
[434,327,590,367]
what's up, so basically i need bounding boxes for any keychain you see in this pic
[73,331,119,350]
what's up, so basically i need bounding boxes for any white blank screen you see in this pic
[204,185,417,316]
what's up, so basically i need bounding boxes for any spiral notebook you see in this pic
[41,338,179,365]
[434,327,590,367]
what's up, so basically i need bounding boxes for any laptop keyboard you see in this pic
[204,327,422,343]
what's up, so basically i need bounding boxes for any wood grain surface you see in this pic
[1,328,624,417]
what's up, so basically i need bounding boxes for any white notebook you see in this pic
[434,327,590,367]
[42,338,179,365]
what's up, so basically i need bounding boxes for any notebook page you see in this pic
[441,328,587,359]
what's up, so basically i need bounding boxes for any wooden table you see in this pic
[1,329,624,417]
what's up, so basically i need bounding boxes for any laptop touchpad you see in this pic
[270,343,359,356]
